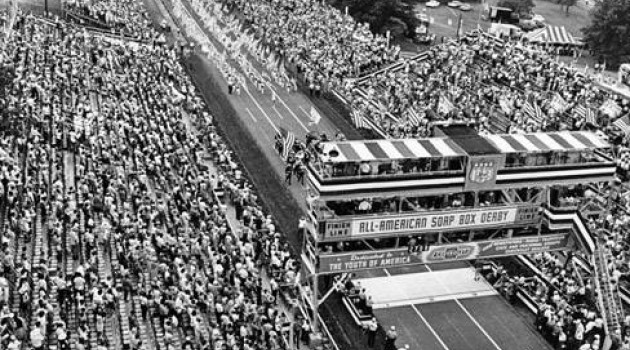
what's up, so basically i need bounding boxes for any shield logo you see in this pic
[469,161,495,184]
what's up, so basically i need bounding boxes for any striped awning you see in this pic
[526,26,576,45]
[321,138,467,163]
[483,131,610,153]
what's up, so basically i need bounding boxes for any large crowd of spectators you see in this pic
[347,34,630,139]
[219,0,400,93]
[62,0,157,40]
[0,9,306,350]
[4,0,630,350]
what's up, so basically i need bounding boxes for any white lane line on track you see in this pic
[424,263,502,349]
[273,88,310,132]
[455,299,503,350]
[411,304,450,350]
[245,87,279,133]
[245,107,258,122]
[299,105,311,118]
[272,104,284,119]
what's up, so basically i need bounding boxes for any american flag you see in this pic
[573,105,596,125]
[280,127,295,160]
[600,99,623,118]
[614,115,630,135]
[405,108,423,127]
[521,101,544,122]
[351,110,367,129]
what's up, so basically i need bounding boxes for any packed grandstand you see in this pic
[1,0,630,350]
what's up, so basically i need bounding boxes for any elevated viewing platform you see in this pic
[307,131,615,199]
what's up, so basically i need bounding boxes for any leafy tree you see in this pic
[559,0,578,14]
[583,0,630,69]
[328,0,416,37]
[496,0,535,15]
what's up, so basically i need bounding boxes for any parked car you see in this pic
[426,0,440,8]
[448,1,463,8]
[460,4,472,11]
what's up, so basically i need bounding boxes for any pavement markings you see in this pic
[455,299,503,350]
[411,304,451,350]
[245,107,258,122]
[272,104,284,119]
[244,87,279,133]
[274,88,310,132]
[423,263,503,349]
[298,105,311,118]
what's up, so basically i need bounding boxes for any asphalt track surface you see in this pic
[142,1,554,349]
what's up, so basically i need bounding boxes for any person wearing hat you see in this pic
[385,325,398,350]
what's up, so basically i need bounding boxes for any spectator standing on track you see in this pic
[366,317,378,347]
[284,164,293,185]
[289,315,301,348]
[384,325,398,350]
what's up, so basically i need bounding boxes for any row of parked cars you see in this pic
[426,0,472,11]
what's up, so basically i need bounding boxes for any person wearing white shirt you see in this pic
[30,323,45,350]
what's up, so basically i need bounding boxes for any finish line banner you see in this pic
[322,206,538,240]
[317,233,571,274]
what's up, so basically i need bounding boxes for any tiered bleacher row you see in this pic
[0,10,314,350]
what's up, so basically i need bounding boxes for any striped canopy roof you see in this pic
[321,138,467,163]
[525,26,577,45]
[483,131,610,153]
[319,132,609,163]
